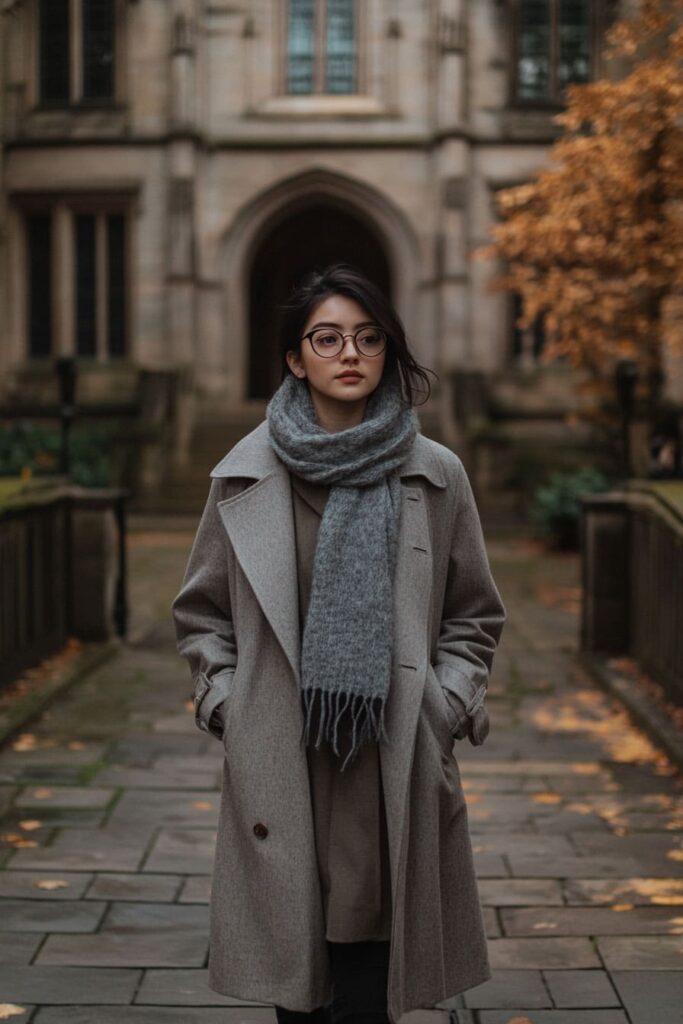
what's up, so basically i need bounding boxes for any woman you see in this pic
[172,263,507,1024]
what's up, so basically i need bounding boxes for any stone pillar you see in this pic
[166,1,199,366]
[69,495,122,640]
[580,493,630,653]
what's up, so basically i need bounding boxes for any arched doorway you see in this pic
[248,202,391,399]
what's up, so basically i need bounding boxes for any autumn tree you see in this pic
[475,0,683,449]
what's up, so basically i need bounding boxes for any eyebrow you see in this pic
[310,321,378,329]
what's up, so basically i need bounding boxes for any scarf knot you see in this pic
[266,368,419,770]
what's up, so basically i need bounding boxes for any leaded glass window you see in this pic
[513,0,593,104]
[82,0,115,101]
[285,0,356,95]
[38,0,116,105]
[39,0,70,104]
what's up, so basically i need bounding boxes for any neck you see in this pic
[308,386,369,433]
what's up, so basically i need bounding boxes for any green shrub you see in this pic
[530,466,611,549]
[0,423,116,488]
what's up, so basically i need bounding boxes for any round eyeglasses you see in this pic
[301,326,388,359]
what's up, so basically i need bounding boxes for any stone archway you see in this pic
[248,202,391,399]
[215,168,421,403]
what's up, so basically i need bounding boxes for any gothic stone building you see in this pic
[0,1,624,510]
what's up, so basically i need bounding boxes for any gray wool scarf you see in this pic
[266,366,419,771]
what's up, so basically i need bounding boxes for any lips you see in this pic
[336,373,363,381]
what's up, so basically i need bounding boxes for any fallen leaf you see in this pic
[0,1006,27,1020]
[612,903,634,911]
[532,792,562,804]
[68,741,86,750]
[31,788,53,799]
[11,734,37,752]
[13,839,38,848]
[34,879,70,891]
[18,820,42,831]
[192,801,212,811]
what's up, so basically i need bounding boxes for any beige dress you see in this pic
[289,470,393,943]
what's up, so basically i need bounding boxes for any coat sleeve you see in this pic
[433,455,507,746]
[171,478,238,739]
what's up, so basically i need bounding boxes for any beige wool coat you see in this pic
[171,418,507,1024]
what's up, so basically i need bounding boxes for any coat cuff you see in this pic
[432,662,490,746]
[193,668,235,739]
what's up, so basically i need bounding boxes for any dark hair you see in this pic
[277,262,436,406]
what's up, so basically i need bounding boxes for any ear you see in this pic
[286,349,306,379]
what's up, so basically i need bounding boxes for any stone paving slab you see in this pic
[135,968,261,1005]
[0,898,106,932]
[0,931,44,964]
[506,855,644,877]
[487,938,602,969]
[562,877,683,905]
[596,935,683,969]
[610,969,683,1024]
[14,787,116,811]
[94,762,220,789]
[472,853,509,876]
[0,871,93,900]
[470,834,575,857]
[477,1012,629,1023]
[177,875,211,903]
[84,871,182,902]
[33,1010,274,1023]
[107,788,220,828]
[542,969,620,1007]
[0,966,141,1002]
[35,902,209,968]
[500,905,683,935]
[142,826,217,873]
[460,969,550,1008]
[477,879,565,906]
[7,826,152,872]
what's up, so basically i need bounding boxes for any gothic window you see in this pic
[285,0,357,95]
[38,0,116,105]
[24,201,129,361]
[511,0,598,106]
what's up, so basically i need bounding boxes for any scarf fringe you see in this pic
[299,686,389,772]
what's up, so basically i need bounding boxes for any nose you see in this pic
[340,335,359,360]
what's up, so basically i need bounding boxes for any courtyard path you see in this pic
[0,525,681,1023]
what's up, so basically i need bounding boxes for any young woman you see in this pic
[172,263,507,1024]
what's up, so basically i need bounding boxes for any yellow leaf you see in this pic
[18,820,42,831]
[612,903,634,911]
[31,788,53,799]
[34,879,70,891]
[0,1007,27,1020]
[192,801,212,811]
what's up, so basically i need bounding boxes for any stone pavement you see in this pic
[0,527,682,1023]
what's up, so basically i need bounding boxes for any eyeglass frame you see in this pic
[299,326,388,359]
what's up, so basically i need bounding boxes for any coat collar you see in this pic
[209,419,447,488]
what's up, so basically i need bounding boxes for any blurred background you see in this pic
[6,0,682,521]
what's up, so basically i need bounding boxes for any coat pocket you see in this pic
[193,668,236,740]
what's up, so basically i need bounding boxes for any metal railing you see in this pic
[0,482,128,692]
[581,482,683,704]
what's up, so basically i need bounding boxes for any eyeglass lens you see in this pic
[308,327,386,357]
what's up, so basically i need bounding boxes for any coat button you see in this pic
[253,823,268,839]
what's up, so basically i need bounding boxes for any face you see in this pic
[285,294,386,411]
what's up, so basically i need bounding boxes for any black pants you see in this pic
[274,940,390,1024]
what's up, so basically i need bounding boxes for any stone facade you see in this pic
[0,0,625,449]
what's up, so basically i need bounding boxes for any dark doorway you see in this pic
[248,203,392,400]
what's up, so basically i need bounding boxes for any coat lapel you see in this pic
[209,419,446,690]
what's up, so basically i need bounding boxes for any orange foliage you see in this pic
[474,0,683,434]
